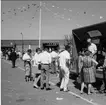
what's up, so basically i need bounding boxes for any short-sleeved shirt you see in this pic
[38,51,51,64]
[22,53,31,61]
[58,50,70,67]
[88,43,97,54]
[50,51,58,58]
[33,53,41,65]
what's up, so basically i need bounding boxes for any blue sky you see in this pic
[1,1,106,40]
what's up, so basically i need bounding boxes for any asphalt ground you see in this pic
[1,58,106,105]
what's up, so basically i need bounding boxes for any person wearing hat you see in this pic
[80,50,98,95]
[10,48,17,68]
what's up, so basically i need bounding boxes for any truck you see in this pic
[71,21,106,79]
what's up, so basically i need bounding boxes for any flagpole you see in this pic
[39,1,42,48]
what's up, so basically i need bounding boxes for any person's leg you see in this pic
[33,74,39,88]
[80,82,85,94]
[88,84,92,94]
[103,68,106,91]
[40,70,44,89]
[60,78,65,90]
[59,68,63,86]
[46,70,50,89]
[29,63,33,81]
[63,67,69,91]
[14,60,16,67]
[60,68,65,90]
[12,60,14,68]
[53,61,56,74]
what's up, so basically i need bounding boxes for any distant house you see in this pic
[1,40,65,51]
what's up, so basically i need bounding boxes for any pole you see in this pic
[21,32,24,54]
[39,1,42,48]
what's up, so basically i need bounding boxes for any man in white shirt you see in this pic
[32,48,42,88]
[59,45,71,92]
[87,38,97,59]
[38,48,52,90]
[50,48,58,74]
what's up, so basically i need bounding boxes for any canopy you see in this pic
[72,21,106,53]
[72,21,106,42]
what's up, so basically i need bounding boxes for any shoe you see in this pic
[80,92,83,94]
[88,92,92,95]
[46,88,51,91]
[40,87,44,90]
[60,88,63,91]
[63,89,70,92]
[33,85,39,89]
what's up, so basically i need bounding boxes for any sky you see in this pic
[1,1,106,40]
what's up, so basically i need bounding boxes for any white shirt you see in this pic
[33,52,41,65]
[58,50,70,67]
[22,53,31,61]
[38,51,51,64]
[88,43,97,54]
[50,51,58,58]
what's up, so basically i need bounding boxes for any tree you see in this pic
[64,34,73,47]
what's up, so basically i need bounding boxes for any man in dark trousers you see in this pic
[10,49,17,68]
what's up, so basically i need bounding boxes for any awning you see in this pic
[72,21,106,41]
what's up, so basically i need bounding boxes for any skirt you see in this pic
[83,67,96,84]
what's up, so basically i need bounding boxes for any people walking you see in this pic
[10,49,17,68]
[59,45,71,92]
[32,48,42,89]
[50,48,58,74]
[38,48,52,90]
[23,49,32,82]
[80,50,98,95]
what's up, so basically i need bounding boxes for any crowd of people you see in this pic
[1,37,106,94]
[78,38,106,94]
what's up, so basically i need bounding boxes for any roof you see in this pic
[72,21,106,41]
[1,45,13,47]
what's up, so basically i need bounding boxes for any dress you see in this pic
[82,56,96,84]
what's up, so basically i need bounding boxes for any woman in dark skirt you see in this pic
[80,50,98,95]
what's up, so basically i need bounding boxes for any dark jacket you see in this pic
[10,52,17,61]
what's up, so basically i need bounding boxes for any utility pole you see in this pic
[39,1,42,48]
[21,32,24,54]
